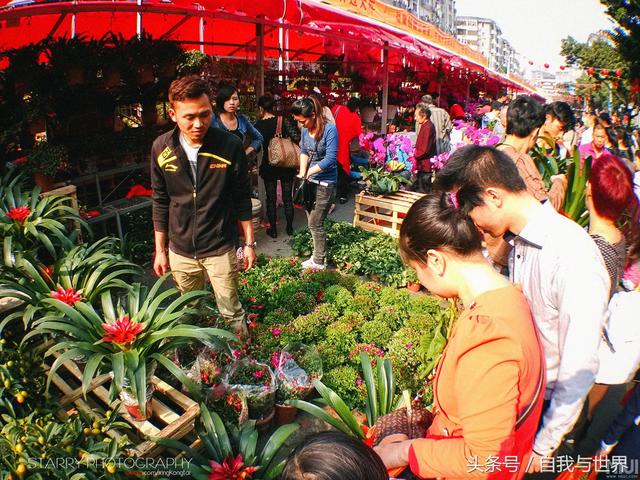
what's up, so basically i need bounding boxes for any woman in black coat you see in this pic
[254,96,301,238]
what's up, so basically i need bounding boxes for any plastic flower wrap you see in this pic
[359,132,416,174]
[223,358,276,421]
[272,342,323,403]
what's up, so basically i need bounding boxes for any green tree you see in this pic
[560,35,630,113]
[600,0,640,80]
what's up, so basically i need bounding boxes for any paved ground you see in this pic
[254,191,356,259]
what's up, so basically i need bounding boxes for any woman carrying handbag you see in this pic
[254,95,301,238]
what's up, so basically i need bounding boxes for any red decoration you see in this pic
[601,69,609,76]
[559,65,566,71]
[544,63,549,69]
[615,69,623,77]
[587,68,595,76]
[613,81,620,89]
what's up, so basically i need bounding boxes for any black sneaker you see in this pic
[339,197,348,204]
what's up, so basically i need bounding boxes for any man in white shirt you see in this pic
[438,145,610,475]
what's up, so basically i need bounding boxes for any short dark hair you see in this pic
[599,112,612,125]
[281,431,387,480]
[168,75,212,106]
[346,96,360,112]
[506,95,545,138]
[545,101,576,131]
[491,100,503,111]
[399,192,483,264]
[257,95,275,113]
[215,83,238,113]
[436,145,527,210]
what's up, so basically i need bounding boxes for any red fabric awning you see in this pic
[0,0,538,95]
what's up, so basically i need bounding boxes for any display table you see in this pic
[353,190,425,238]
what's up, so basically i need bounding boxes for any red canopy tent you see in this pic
[0,0,542,119]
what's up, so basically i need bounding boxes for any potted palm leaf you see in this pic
[153,405,299,480]
[36,274,237,421]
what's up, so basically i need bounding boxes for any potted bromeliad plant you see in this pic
[223,358,276,428]
[21,141,70,192]
[0,173,86,263]
[0,237,142,333]
[271,342,323,425]
[153,405,299,480]
[36,274,237,421]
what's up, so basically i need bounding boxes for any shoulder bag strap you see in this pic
[275,116,283,137]
[515,356,545,431]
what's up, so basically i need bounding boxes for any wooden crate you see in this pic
[45,353,200,458]
[353,190,425,238]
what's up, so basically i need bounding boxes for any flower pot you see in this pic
[136,65,155,85]
[255,409,275,431]
[406,282,421,292]
[120,384,155,421]
[103,68,121,89]
[33,173,55,192]
[361,106,377,123]
[275,404,298,425]
[66,67,86,86]
[370,274,381,282]
[28,118,46,135]
[118,363,157,421]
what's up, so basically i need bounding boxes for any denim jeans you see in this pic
[306,184,335,264]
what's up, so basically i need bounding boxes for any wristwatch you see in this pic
[243,241,257,249]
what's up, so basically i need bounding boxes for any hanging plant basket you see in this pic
[137,64,155,85]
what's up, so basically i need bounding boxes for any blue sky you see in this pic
[455,0,613,69]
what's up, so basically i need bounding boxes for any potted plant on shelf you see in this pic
[45,36,99,86]
[223,358,276,428]
[37,274,237,421]
[22,141,70,192]
[0,177,86,264]
[271,342,323,425]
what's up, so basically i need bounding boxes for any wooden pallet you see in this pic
[45,353,200,458]
[353,190,425,238]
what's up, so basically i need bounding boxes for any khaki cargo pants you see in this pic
[169,249,247,336]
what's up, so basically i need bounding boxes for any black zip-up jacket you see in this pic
[151,126,252,259]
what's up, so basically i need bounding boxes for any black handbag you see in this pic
[292,178,318,213]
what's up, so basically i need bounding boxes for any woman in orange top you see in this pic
[374,193,545,479]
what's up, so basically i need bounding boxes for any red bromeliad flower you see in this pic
[6,206,31,224]
[50,287,82,305]
[101,316,144,346]
[209,454,258,480]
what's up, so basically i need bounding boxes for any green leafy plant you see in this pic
[360,166,411,195]
[289,352,397,437]
[34,274,236,417]
[0,180,87,264]
[23,141,70,177]
[359,352,396,427]
[0,409,132,479]
[153,405,299,480]
[0,238,142,331]
[562,149,592,225]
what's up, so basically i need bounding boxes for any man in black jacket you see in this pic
[151,76,256,336]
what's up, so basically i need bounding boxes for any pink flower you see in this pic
[271,327,282,337]
[254,370,266,380]
[50,287,82,305]
[405,343,414,349]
